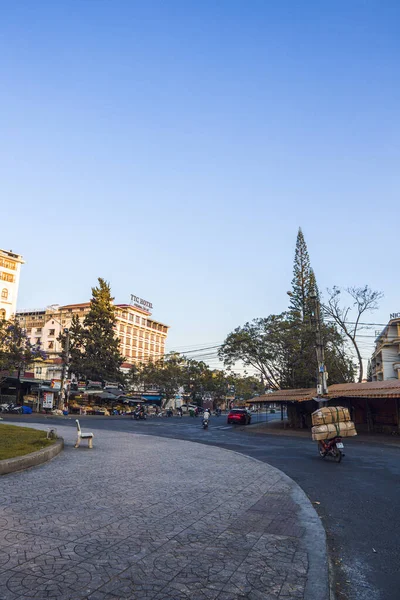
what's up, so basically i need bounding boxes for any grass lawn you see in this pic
[0,424,55,460]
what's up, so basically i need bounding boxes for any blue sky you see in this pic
[1,1,399,367]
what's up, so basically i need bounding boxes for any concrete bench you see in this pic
[74,419,94,449]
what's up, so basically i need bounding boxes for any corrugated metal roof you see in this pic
[252,380,400,403]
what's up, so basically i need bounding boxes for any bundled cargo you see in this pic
[312,421,357,441]
[312,406,351,426]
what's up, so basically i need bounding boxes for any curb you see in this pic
[0,437,64,476]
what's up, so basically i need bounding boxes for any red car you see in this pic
[227,409,251,425]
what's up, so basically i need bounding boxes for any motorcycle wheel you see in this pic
[332,447,342,463]
[318,442,326,458]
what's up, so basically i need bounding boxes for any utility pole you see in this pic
[59,328,70,410]
[310,294,328,399]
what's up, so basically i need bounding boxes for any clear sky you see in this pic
[1,1,399,368]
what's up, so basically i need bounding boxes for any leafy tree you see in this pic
[141,353,185,408]
[323,285,383,382]
[0,316,46,401]
[219,313,355,391]
[218,315,290,390]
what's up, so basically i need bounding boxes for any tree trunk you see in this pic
[352,339,364,383]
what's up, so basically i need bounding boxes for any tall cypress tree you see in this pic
[78,278,124,383]
[289,228,311,321]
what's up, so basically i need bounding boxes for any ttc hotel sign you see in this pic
[130,294,153,312]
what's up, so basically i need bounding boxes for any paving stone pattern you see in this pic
[0,426,311,599]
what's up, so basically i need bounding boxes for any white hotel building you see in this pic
[0,248,24,320]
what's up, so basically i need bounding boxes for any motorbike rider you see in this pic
[203,408,211,425]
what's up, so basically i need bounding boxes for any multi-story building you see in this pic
[16,300,169,378]
[0,248,24,320]
[371,316,400,381]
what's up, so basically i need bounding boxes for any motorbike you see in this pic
[0,403,22,414]
[318,437,344,462]
[132,409,147,420]
[202,417,209,430]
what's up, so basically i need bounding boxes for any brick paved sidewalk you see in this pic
[0,425,328,600]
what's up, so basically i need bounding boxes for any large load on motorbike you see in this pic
[311,406,350,426]
[311,420,357,441]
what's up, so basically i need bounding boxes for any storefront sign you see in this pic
[78,381,86,391]
[43,392,54,409]
[51,379,61,390]
[130,294,153,311]
[390,313,400,319]
[87,380,102,389]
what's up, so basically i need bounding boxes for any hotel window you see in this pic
[0,272,14,283]
[126,326,132,334]
[135,316,140,324]
[49,329,55,336]
[36,328,42,333]
[129,314,133,322]
[0,309,6,320]
[48,341,54,349]
[141,318,146,325]
[1,288,8,300]
[0,258,16,270]
[139,331,143,338]
[145,333,149,340]
[120,325,125,333]
[132,340,137,347]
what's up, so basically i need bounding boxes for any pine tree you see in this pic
[289,228,311,321]
[78,278,124,383]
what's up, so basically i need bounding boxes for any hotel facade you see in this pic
[0,248,24,320]
[16,301,169,379]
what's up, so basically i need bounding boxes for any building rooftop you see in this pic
[0,248,24,263]
[253,380,400,403]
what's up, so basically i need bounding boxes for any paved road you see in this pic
[4,414,400,600]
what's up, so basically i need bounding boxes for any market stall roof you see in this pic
[251,380,400,404]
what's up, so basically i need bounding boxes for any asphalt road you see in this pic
[4,413,399,600]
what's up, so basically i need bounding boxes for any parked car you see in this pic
[227,409,251,425]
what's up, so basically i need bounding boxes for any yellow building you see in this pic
[17,300,169,376]
[0,248,24,320]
